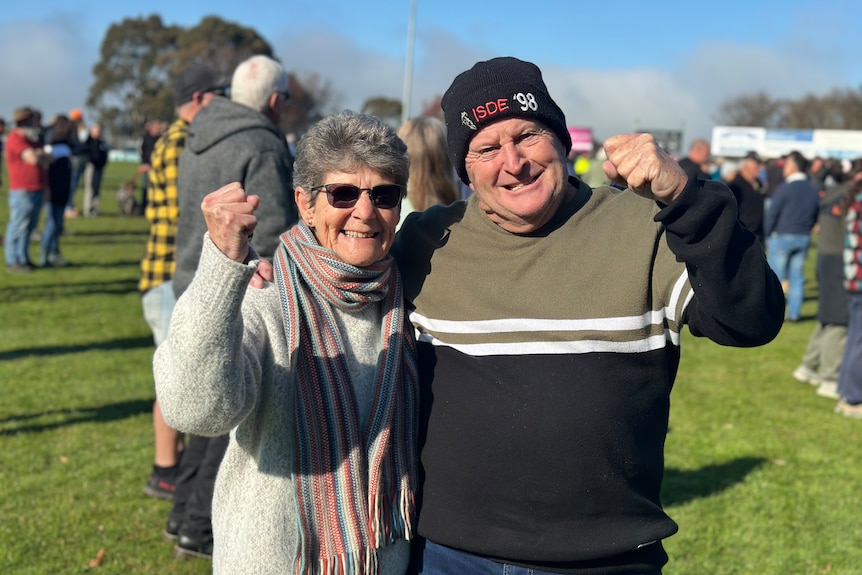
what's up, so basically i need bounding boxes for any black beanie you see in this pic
[441,57,572,184]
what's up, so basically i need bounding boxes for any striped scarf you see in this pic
[274,222,418,574]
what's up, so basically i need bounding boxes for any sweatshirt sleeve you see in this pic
[656,178,785,347]
[154,233,266,436]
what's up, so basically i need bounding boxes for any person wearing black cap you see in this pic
[387,57,785,574]
[165,54,297,561]
[138,62,222,547]
[728,151,767,245]
[172,54,297,300]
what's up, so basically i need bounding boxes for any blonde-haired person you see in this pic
[396,116,459,229]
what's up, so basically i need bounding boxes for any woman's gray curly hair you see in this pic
[293,110,410,206]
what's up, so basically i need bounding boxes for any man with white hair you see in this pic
[168,54,297,560]
[174,54,296,297]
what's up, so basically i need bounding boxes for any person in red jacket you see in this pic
[4,106,50,272]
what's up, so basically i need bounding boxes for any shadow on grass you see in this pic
[65,229,147,238]
[0,399,152,436]
[0,335,152,361]
[0,279,140,300]
[662,457,766,507]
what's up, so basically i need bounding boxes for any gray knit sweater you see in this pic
[154,234,409,574]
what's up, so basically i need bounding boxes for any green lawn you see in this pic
[1,165,860,574]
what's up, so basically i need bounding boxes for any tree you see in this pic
[86,15,180,141]
[87,14,275,141]
[713,91,784,128]
[173,15,274,82]
[714,86,862,131]
[361,97,402,128]
[418,95,444,121]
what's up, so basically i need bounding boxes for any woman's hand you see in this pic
[201,182,260,263]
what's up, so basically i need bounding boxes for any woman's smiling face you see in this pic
[296,167,402,267]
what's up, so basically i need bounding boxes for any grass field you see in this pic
[1,163,861,574]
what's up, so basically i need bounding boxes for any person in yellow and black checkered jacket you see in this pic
[138,64,225,510]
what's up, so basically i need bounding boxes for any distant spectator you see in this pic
[808,156,828,190]
[836,169,862,418]
[764,150,820,322]
[139,119,163,209]
[0,116,7,188]
[67,108,87,218]
[396,116,459,229]
[792,164,860,399]
[728,151,766,245]
[82,123,110,216]
[678,138,712,181]
[4,106,50,272]
[40,115,75,267]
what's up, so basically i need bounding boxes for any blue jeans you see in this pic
[5,189,43,266]
[40,203,66,265]
[415,540,661,575]
[141,281,176,347]
[767,233,810,320]
[838,293,862,405]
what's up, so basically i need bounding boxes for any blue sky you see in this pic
[1,0,860,145]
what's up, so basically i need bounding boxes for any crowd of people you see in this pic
[4,51,861,574]
[1,106,111,271]
[670,137,862,419]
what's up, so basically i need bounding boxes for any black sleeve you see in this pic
[656,177,785,347]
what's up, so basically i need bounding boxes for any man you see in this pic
[728,151,766,244]
[677,137,712,181]
[389,57,784,574]
[82,122,110,217]
[139,119,164,209]
[139,64,223,508]
[67,108,87,218]
[764,150,820,322]
[0,116,6,188]
[792,166,860,398]
[4,107,50,272]
[173,54,296,295]
[168,54,297,560]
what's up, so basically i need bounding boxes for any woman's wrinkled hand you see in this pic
[201,182,260,263]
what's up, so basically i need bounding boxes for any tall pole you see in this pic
[401,0,417,126]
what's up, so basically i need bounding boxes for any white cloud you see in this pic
[0,15,94,121]
[3,11,858,155]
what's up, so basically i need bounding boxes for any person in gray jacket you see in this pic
[155,111,417,574]
[174,54,297,297]
[166,54,298,560]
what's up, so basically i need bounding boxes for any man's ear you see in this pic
[268,92,280,112]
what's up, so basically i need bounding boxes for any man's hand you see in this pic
[602,133,689,204]
[201,182,260,263]
[250,259,274,289]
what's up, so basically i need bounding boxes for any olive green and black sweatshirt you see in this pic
[392,176,784,574]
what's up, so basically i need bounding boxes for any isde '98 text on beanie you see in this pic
[441,56,572,185]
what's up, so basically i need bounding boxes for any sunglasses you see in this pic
[312,183,405,209]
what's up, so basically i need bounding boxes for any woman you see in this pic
[396,116,459,229]
[41,116,74,267]
[155,110,418,574]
